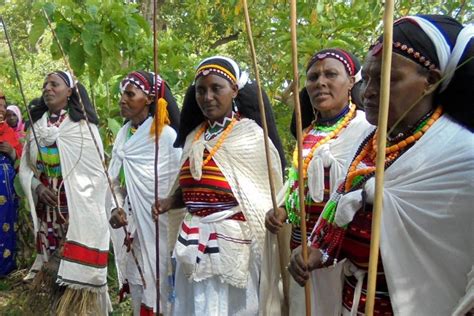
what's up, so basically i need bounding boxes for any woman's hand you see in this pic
[0,142,15,160]
[35,184,57,207]
[288,245,323,287]
[109,207,128,229]
[151,197,174,221]
[265,207,288,234]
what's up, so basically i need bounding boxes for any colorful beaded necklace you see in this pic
[291,104,356,178]
[285,103,356,225]
[312,106,443,265]
[193,113,238,166]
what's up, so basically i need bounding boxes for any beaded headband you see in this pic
[120,71,163,97]
[195,64,237,85]
[370,41,437,70]
[47,71,76,88]
[307,50,355,76]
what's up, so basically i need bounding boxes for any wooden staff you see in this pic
[365,0,394,315]
[241,0,289,311]
[41,9,147,287]
[152,0,161,313]
[0,15,44,164]
[289,1,311,315]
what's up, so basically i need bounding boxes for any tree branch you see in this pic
[209,31,241,49]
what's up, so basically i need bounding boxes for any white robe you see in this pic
[312,115,474,315]
[172,118,283,315]
[19,113,110,293]
[107,118,181,315]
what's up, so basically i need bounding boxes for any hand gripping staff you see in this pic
[241,1,290,313]
[41,9,147,288]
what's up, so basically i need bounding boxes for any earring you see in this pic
[348,90,352,106]
[311,106,319,125]
[232,98,238,113]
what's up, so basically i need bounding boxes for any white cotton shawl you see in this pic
[307,110,373,202]
[19,113,110,291]
[107,117,181,313]
[314,115,474,315]
[182,118,283,254]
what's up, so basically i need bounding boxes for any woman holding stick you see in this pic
[108,70,181,316]
[153,56,285,315]
[288,14,474,315]
[19,71,111,315]
[265,48,372,315]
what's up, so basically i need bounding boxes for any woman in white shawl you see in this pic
[19,71,110,315]
[265,48,372,315]
[108,71,181,316]
[153,56,286,315]
[289,14,474,315]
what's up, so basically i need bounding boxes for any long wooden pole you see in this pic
[241,0,288,311]
[365,1,394,315]
[289,1,311,315]
[152,0,161,313]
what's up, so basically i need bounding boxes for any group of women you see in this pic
[0,13,471,316]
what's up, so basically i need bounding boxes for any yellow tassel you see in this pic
[150,97,170,137]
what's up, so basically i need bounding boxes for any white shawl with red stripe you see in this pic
[19,113,110,291]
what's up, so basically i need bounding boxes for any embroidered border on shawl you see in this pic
[62,240,108,268]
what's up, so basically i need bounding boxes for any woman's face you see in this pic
[119,84,152,125]
[42,74,72,113]
[6,110,18,128]
[195,74,238,122]
[361,52,435,132]
[305,58,354,118]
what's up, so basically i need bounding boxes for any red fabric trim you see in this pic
[0,122,22,158]
[62,241,108,268]
[181,222,199,235]
[140,305,155,316]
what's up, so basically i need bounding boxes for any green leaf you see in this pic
[69,41,85,76]
[29,16,47,46]
[107,117,122,138]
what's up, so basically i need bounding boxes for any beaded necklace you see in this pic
[312,106,443,265]
[292,103,356,178]
[285,103,356,225]
[344,106,442,192]
[193,115,238,166]
[205,113,234,141]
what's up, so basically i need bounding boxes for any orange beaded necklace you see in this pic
[292,104,356,178]
[193,116,237,166]
[345,106,443,192]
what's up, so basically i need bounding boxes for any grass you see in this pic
[0,246,133,315]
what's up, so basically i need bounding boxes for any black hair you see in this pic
[379,14,474,130]
[175,81,287,170]
[31,81,99,124]
[131,71,180,132]
[290,48,363,138]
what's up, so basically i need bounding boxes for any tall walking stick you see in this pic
[241,0,289,311]
[365,1,394,315]
[152,0,162,313]
[289,1,311,315]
